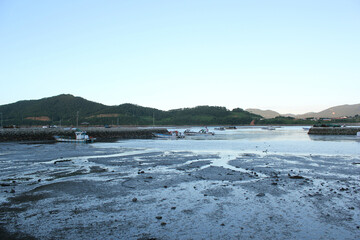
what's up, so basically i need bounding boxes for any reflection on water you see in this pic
[101,126,360,156]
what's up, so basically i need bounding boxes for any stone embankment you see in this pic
[308,127,360,135]
[0,127,168,142]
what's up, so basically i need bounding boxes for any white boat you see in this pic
[357,131,360,137]
[184,128,214,136]
[54,131,96,143]
[262,126,276,130]
[153,131,184,139]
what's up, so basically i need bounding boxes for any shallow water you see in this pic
[99,126,360,155]
[0,126,359,240]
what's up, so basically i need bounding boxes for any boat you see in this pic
[184,128,214,136]
[357,131,360,137]
[225,126,237,129]
[214,127,225,131]
[54,130,96,143]
[153,131,184,139]
[262,126,276,130]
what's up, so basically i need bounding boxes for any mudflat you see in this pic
[0,132,359,239]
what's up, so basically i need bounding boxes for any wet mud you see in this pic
[0,142,359,239]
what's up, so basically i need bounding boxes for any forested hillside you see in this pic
[0,94,261,126]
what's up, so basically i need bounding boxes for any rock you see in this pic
[289,175,304,179]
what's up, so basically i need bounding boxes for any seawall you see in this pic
[0,127,168,142]
[308,127,360,135]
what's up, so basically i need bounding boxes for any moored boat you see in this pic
[184,128,214,136]
[262,126,276,130]
[54,130,96,143]
[153,131,184,139]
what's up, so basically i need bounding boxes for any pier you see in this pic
[0,127,168,142]
[308,126,360,135]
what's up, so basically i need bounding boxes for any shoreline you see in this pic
[0,127,168,142]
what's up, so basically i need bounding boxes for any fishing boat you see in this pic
[153,131,184,139]
[184,128,214,136]
[54,130,96,143]
[262,126,276,130]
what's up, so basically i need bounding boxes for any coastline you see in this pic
[0,127,168,142]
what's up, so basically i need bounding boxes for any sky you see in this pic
[0,0,359,114]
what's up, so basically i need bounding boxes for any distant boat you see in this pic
[184,128,214,136]
[214,127,225,131]
[153,131,184,139]
[262,126,276,130]
[225,126,237,129]
[54,130,96,143]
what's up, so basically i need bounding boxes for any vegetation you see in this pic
[1,94,359,127]
[0,94,261,126]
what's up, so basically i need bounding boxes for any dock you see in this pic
[308,127,360,135]
[0,127,168,142]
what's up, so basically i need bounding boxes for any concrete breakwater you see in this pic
[308,127,360,135]
[0,127,168,142]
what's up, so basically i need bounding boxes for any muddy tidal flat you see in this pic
[1,126,360,239]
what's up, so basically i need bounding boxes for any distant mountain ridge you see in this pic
[247,104,360,119]
[0,94,261,126]
[245,109,280,119]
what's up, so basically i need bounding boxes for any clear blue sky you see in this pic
[0,0,359,114]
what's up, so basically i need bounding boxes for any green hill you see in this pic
[0,94,107,126]
[0,94,261,126]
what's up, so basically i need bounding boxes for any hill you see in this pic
[0,94,107,125]
[247,104,360,119]
[0,94,261,126]
[246,108,280,119]
[295,104,360,119]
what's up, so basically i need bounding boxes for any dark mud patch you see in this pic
[0,226,37,240]
[238,179,288,197]
[0,204,29,213]
[89,166,108,173]
[122,173,195,190]
[54,159,72,164]
[201,186,233,197]
[29,180,124,198]
[8,192,50,204]
[49,169,88,179]
[192,166,254,181]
